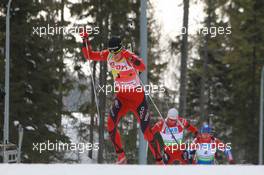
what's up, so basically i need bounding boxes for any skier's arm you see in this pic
[123,50,145,72]
[151,120,164,135]
[82,46,108,61]
[81,33,108,61]
[182,118,198,136]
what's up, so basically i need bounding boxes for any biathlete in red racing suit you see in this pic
[81,33,162,164]
[189,123,235,164]
[152,108,198,164]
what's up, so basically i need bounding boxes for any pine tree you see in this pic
[179,0,190,117]
[187,0,264,164]
[0,0,78,162]
[222,0,264,163]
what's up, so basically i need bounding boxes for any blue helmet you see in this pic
[200,123,212,134]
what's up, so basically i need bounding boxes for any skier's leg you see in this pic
[170,151,182,164]
[107,97,128,155]
[144,127,163,162]
[132,92,162,162]
[167,152,175,164]
[180,150,189,164]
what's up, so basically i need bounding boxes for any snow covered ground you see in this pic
[2,164,264,175]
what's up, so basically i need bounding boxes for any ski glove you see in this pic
[80,33,91,48]
[80,31,89,39]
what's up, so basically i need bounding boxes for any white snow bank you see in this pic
[2,164,264,175]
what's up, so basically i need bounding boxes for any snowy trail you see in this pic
[2,164,264,175]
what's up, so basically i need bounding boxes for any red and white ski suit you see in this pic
[152,117,198,164]
[82,43,162,161]
[190,133,234,164]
